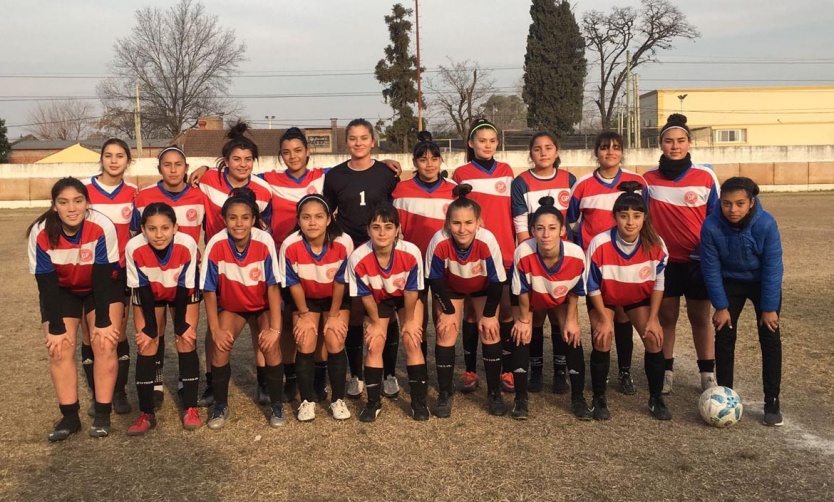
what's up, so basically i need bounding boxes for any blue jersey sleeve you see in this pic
[283,257,300,288]
[130,207,141,233]
[428,255,446,281]
[586,260,603,295]
[203,260,219,293]
[510,176,530,218]
[34,246,56,275]
[405,264,420,292]
[263,254,278,286]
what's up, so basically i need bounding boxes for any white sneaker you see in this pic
[661,370,674,395]
[700,372,718,391]
[382,375,400,398]
[329,399,352,420]
[296,400,316,422]
[346,376,365,399]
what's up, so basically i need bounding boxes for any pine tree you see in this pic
[0,118,10,163]
[523,0,586,136]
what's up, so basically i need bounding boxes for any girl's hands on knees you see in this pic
[364,321,385,345]
[293,315,318,347]
[562,319,582,348]
[401,319,423,349]
[324,314,348,341]
[511,319,531,346]
[435,313,458,340]
[180,325,198,346]
[258,328,279,352]
[214,328,235,352]
[644,317,664,347]
[45,333,70,360]
[478,315,499,341]
[712,308,732,331]
[760,311,779,333]
[92,325,120,349]
[591,317,614,347]
[135,331,154,352]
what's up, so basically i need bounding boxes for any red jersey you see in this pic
[511,238,586,312]
[260,168,327,249]
[392,177,457,258]
[425,228,506,295]
[279,231,353,300]
[200,228,279,313]
[198,169,273,241]
[84,176,137,268]
[125,232,198,302]
[452,161,515,269]
[347,239,424,302]
[643,164,719,263]
[510,169,575,236]
[28,209,120,293]
[131,182,208,245]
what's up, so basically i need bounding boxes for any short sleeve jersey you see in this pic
[198,169,274,241]
[125,232,198,302]
[511,169,575,234]
[279,231,354,300]
[392,177,457,258]
[347,239,424,302]
[84,176,138,268]
[131,182,208,245]
[425,228,506,295]
[512,239,586,311]
[260,167,328,249]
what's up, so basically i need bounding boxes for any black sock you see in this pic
[346,325,364,379]
[383,318,400,378]
[328,350,348,400]
[513,343,530,400]
[364,366,384,403]
[614,322,634,372]
[153,337,164,389]
[211,363,231,407]
[500,322,514,374]
[178,350,199,408]
[264,363,284,405]
[665,357,674,371]
[462,322,478,373]
[314,360,328,389]
[116,340,130,394]
[551,327,567,373]
[59,401,80,419]
[136,354,156,413]
[81,344,95,392]
[435,345,456,394]
[530,326,544,373]
[590,349,610,397]
[295,352,316,402]
[256,365,265,388]
[421,338,428,360]
[205,371,213,388]
[407,364,428,402]
[482,342,503,394]
[697,359,715,373]
[283,363,296,392]
[646,351,666,398]
[566,343,586,399]
[93,401,112,427]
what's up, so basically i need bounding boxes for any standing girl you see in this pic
[279,194,354,421]
[643,114,719,394]
[200,188,285,429]
[28,177,121,440]
[700,177,784,426]
[125,203,202,434]
[511,131,576,394]
[426,185,506,417]
[585,182,670,420]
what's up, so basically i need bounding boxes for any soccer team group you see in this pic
[28,113,785,442]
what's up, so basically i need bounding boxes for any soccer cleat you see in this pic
[88,418,111,438]
[346,376,365,399]
[47,415,81,442]
[257,384,270,406]
[127,412,157,436]
[648,396,672,421]
[460,371,480,393]
[571,396,593,421]
[763,398,784,426]
[329,399,351,420]
[114,391,132,415]
[283,378,298,403]
[487,391,508,416]
[661,370,674,395]
[618,370,637,395]
[198,386,215,407]
[700,372,718,391]
[511,399,529,420]
[500,372,515,393]
[296,400,316,422]
[182,407,202,430]
[528,367,543,393]
[591,395,611,421]
[552,370,570,395]
[358,400,382,423]
[411,397,430,421]
[270,403,287,427]
[314,379,328,403]
[435,391,454,419]
[382,375,400,399]
[207,404,230,430]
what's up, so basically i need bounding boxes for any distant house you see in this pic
[36,144,101,163]
[9,138,172,164]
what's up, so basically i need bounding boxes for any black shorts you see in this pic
[113,268,130,302]
[39,280,125,323]
[224,309,268,323]
[663,261,709,300]
[298,296,351,314]
[449,288,489,300]
[586,296,651,313]
[130,289,201,307]
[376,297,405,319]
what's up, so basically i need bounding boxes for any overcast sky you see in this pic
[2,0,832,139]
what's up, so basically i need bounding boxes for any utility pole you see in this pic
[634,74,641,148]
[134,83,144,158]
[625,51,632,148]
[415,0,423,131]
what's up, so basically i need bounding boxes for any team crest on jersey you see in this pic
[249,268,262,281]
[442,203,450,215]
[639,266,652,280]
[173,271,180,282]
[471,263,484,275]
[554,285,568,297]
[495,181,507,194]
[684,191,699,204]
[121,206,132,219]
[186,209,198,222]
[79,249,93,263]
[393,277,406,290]
[558,190,571,206]
[306,186,318,195]
[326,268,338,280]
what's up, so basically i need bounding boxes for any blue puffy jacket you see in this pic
[700,200,783,312]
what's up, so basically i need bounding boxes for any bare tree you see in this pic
[25,100,98,140]
[97,0,246,138]
[582,0,699,129]
[427,59,495,141]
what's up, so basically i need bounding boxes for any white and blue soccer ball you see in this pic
[699,386,743,427]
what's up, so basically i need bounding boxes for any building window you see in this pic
[714,129,746,143]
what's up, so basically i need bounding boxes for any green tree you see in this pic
[0,118,10,163]
[523,0,586,136]
[374,3,422,153]
[482,94,528,131]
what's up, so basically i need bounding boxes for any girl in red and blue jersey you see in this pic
[511,131,576,395]
[643,114,719,395]
[27,177,121,441]
[585,182,670,420]
[279,194,354,422]
[568,131,647,396]
[452,118,515,394]
[347,204,427,422]
[200,188,285,429]
[426,184,506,418]
[511,196,590,421]
[125,203,202,435]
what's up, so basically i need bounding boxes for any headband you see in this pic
[158,146,186,161]
[297,194,331,215]
[660,125,690,139]
[468,122,497,139]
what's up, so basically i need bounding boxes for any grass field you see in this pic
[1,193,833,501]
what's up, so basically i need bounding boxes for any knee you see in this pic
[480,332,500,345]
[139,339,159,357]
[366,336,384,356]
[593,339,612,352]
[324,334,343,353]
[643,340,662,353]
[176,337,196,353]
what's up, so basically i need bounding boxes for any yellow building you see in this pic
[639,86,834,147]
[35,143,100,164]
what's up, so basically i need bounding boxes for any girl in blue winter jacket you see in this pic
[700,176,784,426]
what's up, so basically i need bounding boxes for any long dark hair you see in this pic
[217,121,259,172]
[100,138,132,172]
[466,118,498,162]
[293,194,344,244]
[529,131,561,169]
[222,186,265,231]
[26,177,90,248]
[612,181,661,252]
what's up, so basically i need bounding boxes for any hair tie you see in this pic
[297,194,331,215]
[661,125,690,139]
[468,122,497,139]
[158,146,186,161]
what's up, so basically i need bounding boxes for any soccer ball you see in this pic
[699,386,743,427]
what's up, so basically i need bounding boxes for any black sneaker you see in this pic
[113,390,132,415]
[592,394,611,421]
[152,390,164,411]
[763,397,784,426]
[648,396,672,421]
[283,378,298,403]
[411,397,430,421]
[48,415,81,442]
[269,403,287,428]
[511,399,529,420]
[435,391,453,418]
[198,386,215,407]
[571,396,593,421]
[88,414,111,438]
[618,370,637,395]
[528,367,543,393]
[487,391,507,416]
[552,370,570,395]
[358,400,382,423]
[313,379,328,403]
